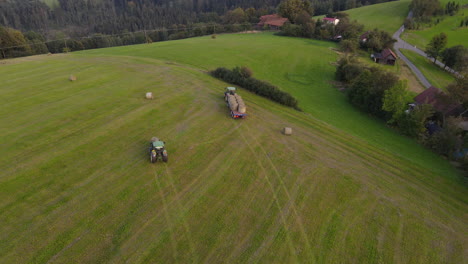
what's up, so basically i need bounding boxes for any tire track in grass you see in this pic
[247,175,305,263]
[393,211,405,264]
[241,118,315,262]
[163,164,198,263]
[152,168,179,262]
[238,131,298,262]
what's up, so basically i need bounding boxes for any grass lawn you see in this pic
[402,6,468,49]
[345,0,411,33]
[400,49,456,89]
[1,34,466,263]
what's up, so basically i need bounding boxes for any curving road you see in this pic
[392,11,458,89]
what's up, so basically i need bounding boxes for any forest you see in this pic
[0,0,396,35]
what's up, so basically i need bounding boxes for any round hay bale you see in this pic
[283,127,292,135]
[227,95,239,111]
[146,92,153,99]
[238,105,247,114]
[69,75,76,81]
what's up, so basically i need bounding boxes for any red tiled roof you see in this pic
[323,17,338,22]
[258,14,289,27]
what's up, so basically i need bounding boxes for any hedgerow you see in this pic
[211,66,301,110]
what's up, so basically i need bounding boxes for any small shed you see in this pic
[372,48,397,65]
[359,31,370,43]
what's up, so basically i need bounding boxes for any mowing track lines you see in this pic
[247,175,306,263]
[238,131,298,262]
[393,211,405,264]
[224,174,278,262]
[163,164,198,263]
[241,118,315,261]
[5,160,143,263]
[0,102,155,180]
[122,131,246,260]
[152,168,179,262]
[280,110,461,205]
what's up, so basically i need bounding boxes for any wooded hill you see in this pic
[0,0,396,35]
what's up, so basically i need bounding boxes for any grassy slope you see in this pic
[400,49,456,89]
[401,0,468,48]
[81,33,457,178]
[345,0,411,33]
[0,51,467,263]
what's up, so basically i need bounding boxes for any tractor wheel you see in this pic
[162,150,168,163]
[150,151,157,163]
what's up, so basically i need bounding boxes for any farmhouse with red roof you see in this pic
[257,14,289,30]
[322,17,340,25]
[414,86,465,117]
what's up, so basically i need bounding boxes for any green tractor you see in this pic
[149,137,168,163]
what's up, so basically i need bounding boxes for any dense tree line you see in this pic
[211,66,300,109]
[0,22,257,58]
[336,57,468,172]
[0,0,396,37]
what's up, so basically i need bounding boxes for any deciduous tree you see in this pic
[426,33,447,63]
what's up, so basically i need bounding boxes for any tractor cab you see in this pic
[152,140,165,150]
[149,137,168,163]
[225,86,236,95]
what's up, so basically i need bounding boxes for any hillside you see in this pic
[82,33,459,177]
[345,0,411,33]
[402,5,468,48]
[0,34,467,263]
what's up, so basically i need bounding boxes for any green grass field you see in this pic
[402,7,468,49]
[1,33,467,263]
[400,49,456,89]
[345,0,411,33]
[40,0,59,8]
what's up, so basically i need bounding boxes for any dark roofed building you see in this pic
[257,14,289,30]
[372,48,397,65]
[360,31,370,43]
[414,86,465,117]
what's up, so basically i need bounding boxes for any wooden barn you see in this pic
[372,48,397,65]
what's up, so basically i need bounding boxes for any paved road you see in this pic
[392,11,458,89]
[393,25,432,88]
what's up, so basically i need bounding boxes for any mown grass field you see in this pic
[402,6,468,49]
[345,0,411,33]
[1,34,467,263]
[400,49,456,89]
[82,33,456,177]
